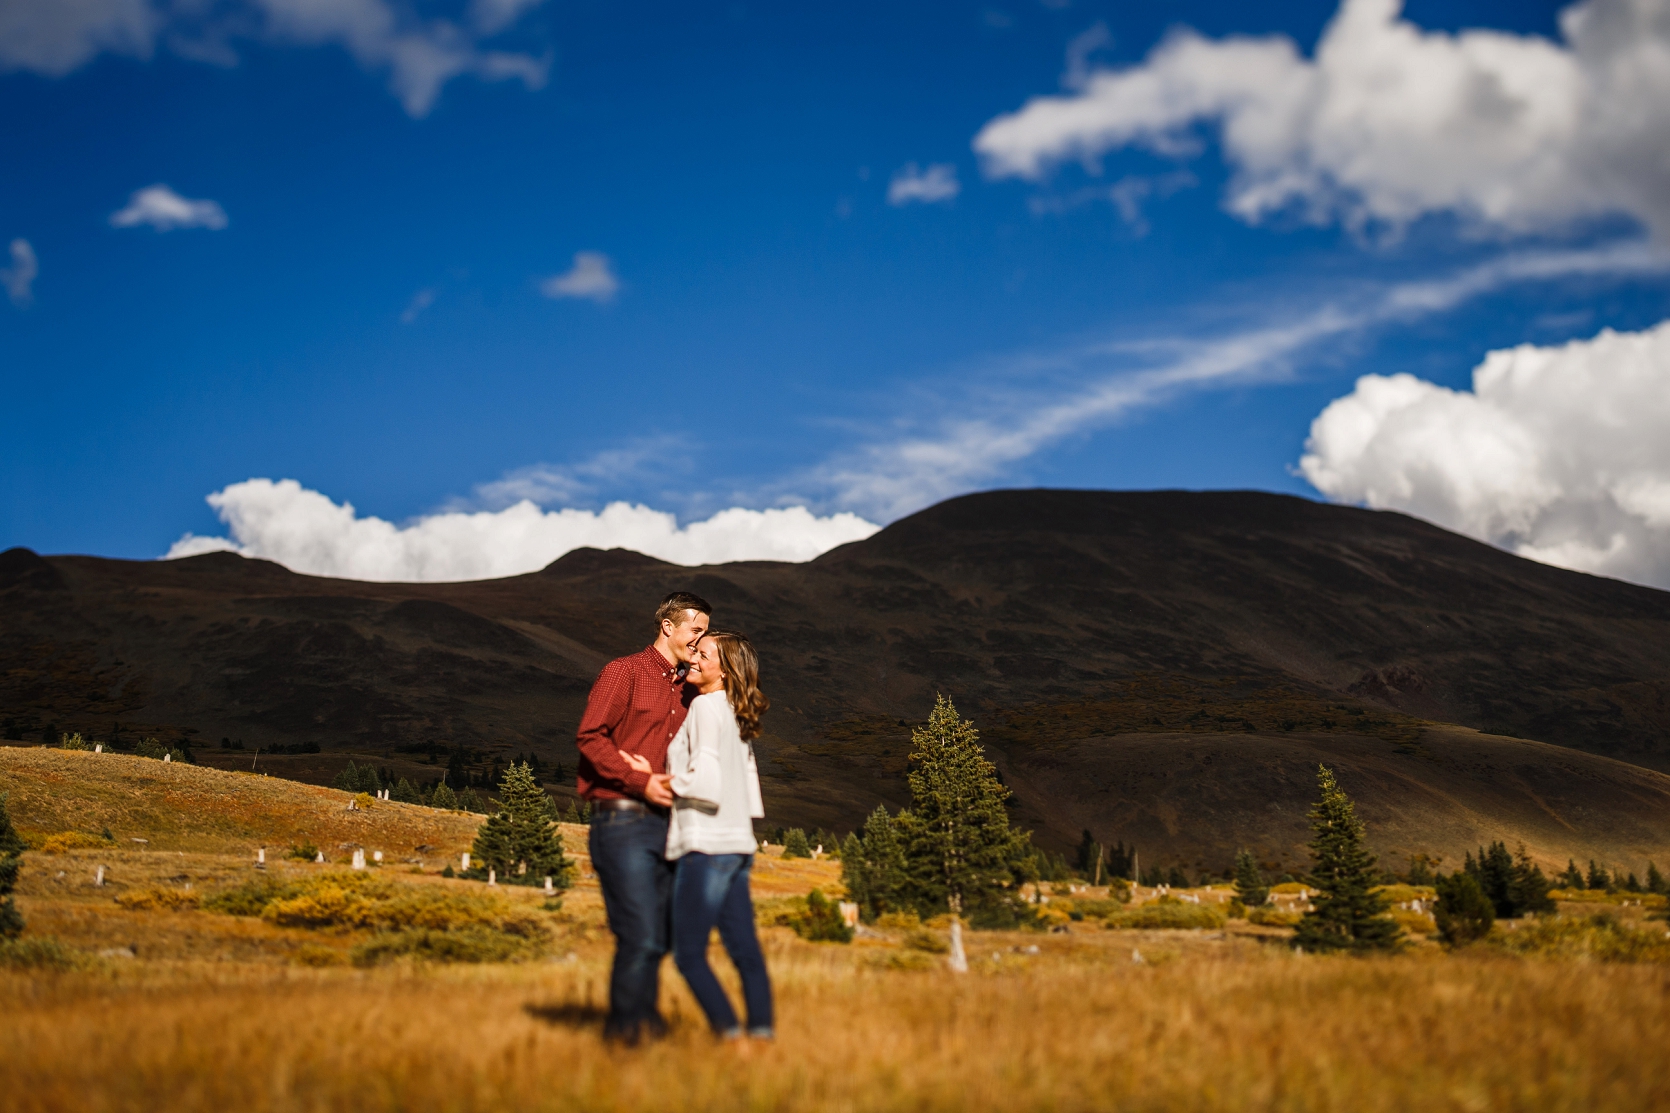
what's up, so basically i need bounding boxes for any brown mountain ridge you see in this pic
[4,489,1670,875]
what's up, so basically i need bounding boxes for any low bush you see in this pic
[288,843,320,862]
[904,929,950,954]
[874,911,921,931]
[1066,899,1125,920]
[1486,912,1670,963]
[0,936,77,970]
[785,889,852,943]
[203,871,551,963]
[38,831,111,854]
[351,925,540,966]
[1105,900,1227,931]
[292,943,348,967]
[115,886,200,912]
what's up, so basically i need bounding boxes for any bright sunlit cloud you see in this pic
[975,0,1670,238]
[540,252,620,303]
[164,478,879,581]
[1300,319,1670,589]
[109,184,228,231]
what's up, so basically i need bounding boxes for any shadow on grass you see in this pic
[523,1002,610,1029]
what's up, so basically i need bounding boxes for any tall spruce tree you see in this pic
[1293,766,1402,953]
[1587,859,1610,890]
[1560,859,1585,890]
[0,792,25,939]
[1648,862,1667,896]
[471,763,572,886]
[896,695,1032,924]
[1233,849,1268,908]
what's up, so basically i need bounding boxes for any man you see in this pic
[576,590,711,1044]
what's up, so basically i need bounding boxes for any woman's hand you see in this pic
[619,750,653,775]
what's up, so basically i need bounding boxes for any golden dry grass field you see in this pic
[4,748,1670,1113]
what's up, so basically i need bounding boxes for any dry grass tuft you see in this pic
[114,886,201,912]
[1485,911,1670,963]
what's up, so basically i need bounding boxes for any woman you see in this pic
[622,630,773,1040]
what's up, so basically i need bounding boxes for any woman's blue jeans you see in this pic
[671,852,774,1036]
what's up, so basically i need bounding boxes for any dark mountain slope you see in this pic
[4,489,1670,869]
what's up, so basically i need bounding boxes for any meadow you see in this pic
[4,748,1670,1113]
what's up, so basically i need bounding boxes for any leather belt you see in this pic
[591,798,666,816]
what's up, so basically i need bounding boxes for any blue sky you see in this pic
[5,0,1670,584]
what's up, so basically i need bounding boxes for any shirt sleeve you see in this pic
[670,698,724,807]
[575,660,651,797]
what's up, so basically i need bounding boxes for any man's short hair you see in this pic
[655,591,712,628]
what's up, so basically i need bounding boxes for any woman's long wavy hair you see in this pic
[705,630,768,741]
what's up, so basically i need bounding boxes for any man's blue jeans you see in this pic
[589,809,675,1042]
[671,852,774,1037]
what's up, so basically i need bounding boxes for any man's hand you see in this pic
[643,773,674,808]
[619,750,653,775]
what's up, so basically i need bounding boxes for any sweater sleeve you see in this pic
[670,697,724,808]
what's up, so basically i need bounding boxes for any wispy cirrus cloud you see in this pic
[795,242,1670,521]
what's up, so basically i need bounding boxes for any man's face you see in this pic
[662,609,710,665]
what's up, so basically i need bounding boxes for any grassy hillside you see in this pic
[4,750,1669,1111]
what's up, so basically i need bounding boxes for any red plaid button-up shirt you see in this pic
[575,645,693,802]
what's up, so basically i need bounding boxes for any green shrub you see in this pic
[1247,906,1302,927]
[904,928,950,953]
[58,732,92,751]
[1105,900,1226,930]
[204,876,302,916]
[0,936,77,970]
[288,843,320,862]
[350,925,539,966]
[781,828,812,859]
[1435,872,1495,946]
[1066,898,1125,920]
[136,736,189,762]
[786,889,852,943]
[1486,912,1670,963]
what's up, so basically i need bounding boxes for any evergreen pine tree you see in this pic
[1623,872,1643,893]
[1434,871,1494,945]
[1647,862,1667,896]
[1233,849,1268,908]
[841,806,910,922]
[470,763,572,887]
[390,778,421,804]
[1406,855,1435,886]
[430,780,458,810]
[1560,859,1585,890]
[895,695,1032,924]
[1293,765,1402,953]
[781,828,812,859]
[1506,844,1556,916]
[1586,859,1609,890]
[0,792,24,939]
[1075,829,1098,876]
[331,762,361,792]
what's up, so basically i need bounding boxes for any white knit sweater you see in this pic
[664,690,765,860]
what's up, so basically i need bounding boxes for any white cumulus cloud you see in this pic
[540,252,619,303]
[110,184,228,231]
[0,0,548,118]
[975,0,1670,238]
[164,478,879,582]
[888,163,961,206]
[2,238,37,305]
[1299,318,1670,588]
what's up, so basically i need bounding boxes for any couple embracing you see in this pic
[574,591,774,1045]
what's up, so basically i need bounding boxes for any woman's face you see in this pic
[687,638,726,693]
